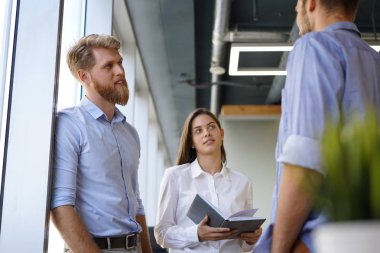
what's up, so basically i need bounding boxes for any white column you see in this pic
[134,90,149,208]
[146,119,158,225]
[117,45,136,124]
[114,0,136,124]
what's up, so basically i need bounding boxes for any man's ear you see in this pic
[77,69,90,84]
[307,0,316,12]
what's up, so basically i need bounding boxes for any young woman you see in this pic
[155,108,262,252]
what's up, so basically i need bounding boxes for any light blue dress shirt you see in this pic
[51,97,145,237]
[255,22,380,253]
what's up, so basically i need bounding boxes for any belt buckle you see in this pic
[125,233,136,250]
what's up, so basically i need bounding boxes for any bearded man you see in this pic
[254,0,380,253]
[51,34,152,253]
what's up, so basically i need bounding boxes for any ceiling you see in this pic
[124,0,380,163]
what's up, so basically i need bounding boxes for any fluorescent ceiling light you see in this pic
[229,43,380,76]
[229,68,287,76]
[229,43,292,76]
[231,44,293,52]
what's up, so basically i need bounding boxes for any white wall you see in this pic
[222,119,279,229]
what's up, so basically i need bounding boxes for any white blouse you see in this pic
[154,159,255,253]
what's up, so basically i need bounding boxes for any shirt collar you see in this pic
[190,158,230,179]
[323,21,361,37]
[81,96,126,123]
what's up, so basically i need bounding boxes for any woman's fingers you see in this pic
[198,216,235,241]
[239,227,263,245]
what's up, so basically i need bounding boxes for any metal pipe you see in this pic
[210,0,231,115]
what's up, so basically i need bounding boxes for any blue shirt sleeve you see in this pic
[279,34,345,173]
[51,111,81,208]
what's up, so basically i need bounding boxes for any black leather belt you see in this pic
[93,233,139,250]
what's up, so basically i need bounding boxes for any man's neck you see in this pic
[313,8,353,32]
[85,94,116,122]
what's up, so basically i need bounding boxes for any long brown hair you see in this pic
[176,108,226,165]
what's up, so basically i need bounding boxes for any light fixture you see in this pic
[229,43,380,76]
[370,45,380,51]
[229,43,292,76]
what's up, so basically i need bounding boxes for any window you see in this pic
[0,0,15,207]
[0,1,168,252]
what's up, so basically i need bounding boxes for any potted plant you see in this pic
[312,108,380,253]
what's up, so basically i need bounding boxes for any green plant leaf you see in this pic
[317,107,380,221]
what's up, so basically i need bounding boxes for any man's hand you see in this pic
[51,205,102,253]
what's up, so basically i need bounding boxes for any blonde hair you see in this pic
[66,34,121,79]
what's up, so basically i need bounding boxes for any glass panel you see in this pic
[0,0,16,211]
[48,0,85,252]
[0,0,63,251]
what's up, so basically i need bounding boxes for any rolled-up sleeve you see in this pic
[279,37,344,175]
[51,113,80,209]
[278,135,322,174]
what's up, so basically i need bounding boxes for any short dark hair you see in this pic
[319,0,360,16]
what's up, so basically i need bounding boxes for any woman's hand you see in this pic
[238,227,263,245]
[197,216,237,241]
